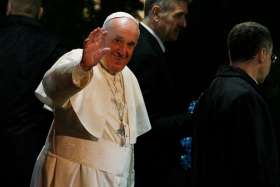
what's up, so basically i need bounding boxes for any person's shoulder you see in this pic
[228,76,259,97]
[36,26,62,44]
[62,49,83,60]
[205,76,253,106]
[52,48,83,65]
[224,79,263,106]
[136,27,162,54]
[123,66,133,74]
[123,66,137,80]
[132,36,163,61]
[226,77,254,93]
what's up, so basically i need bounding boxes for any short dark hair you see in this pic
[227,21,273,63]
[144,0,189,16]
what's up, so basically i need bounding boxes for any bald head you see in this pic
[7,0,42,18]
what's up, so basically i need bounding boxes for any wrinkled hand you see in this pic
[80,27,111,71]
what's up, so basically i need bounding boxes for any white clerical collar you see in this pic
[251,76,259,85]
[99,63,120,79]
[140,22,165,53]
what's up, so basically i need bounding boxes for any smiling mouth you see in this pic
[114,57,123,62]
[112,53,125,61]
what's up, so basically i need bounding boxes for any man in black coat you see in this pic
[192,21,280,186]
[0,0,66,186]
[128,0,191,186]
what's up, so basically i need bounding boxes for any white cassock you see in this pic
[30,49,151,187]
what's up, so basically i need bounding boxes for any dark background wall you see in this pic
[167,0,280,100]
[2,0,279,111]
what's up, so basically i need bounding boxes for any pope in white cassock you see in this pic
[30,12,151,187]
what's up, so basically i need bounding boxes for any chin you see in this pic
[112,65,125,73]
[114,61,127,69]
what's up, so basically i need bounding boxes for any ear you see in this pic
[151,4,161,22]
[38,7,44,19]
[257,48,268,64]
[6,0,12,16]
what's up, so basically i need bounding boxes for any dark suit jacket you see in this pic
[128,24,190,187]
[0,15,66,187]
[192,65,280,186]
[261,63,280,163]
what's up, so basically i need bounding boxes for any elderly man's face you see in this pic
[102,18,139,74]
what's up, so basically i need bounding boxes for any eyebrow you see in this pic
[114,35,136,45]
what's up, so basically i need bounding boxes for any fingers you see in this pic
[85,27,107,46]
[97,47,111,59]
[81,27,110,69]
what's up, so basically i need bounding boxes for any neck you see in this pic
[100,61,116,75]
[143,17,165,42]
[231,61,259,84]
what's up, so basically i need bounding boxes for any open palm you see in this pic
[81,27,110,70]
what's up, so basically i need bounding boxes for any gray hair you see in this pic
[144,0,190,16]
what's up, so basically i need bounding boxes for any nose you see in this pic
[117,43,128,58]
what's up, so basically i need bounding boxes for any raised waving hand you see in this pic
[80,27,110,71]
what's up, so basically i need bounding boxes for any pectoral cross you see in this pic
[117,122,126,146]
[117,124,125,137]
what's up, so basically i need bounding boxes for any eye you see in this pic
[127,42,136,49]
[113,38,122,44]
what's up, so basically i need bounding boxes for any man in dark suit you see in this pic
[0,0,7,18]
[0,0,66,186]
[192,21,279,187]
[128,0,191,186]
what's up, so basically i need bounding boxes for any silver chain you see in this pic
[100,64,126,127]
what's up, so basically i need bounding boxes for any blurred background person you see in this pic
[0,0,8,18]
[0,0,66,186]
[128,0,192,186]
[192,21,279,187]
